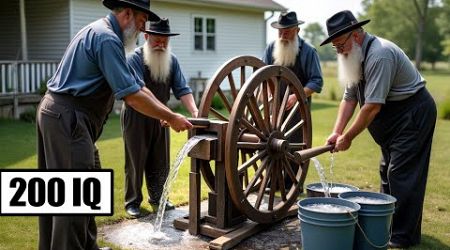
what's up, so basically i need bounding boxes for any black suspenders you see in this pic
[357,36,376,106]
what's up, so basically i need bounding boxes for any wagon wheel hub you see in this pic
[267,131,288,159]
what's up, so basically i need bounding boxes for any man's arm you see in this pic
[327,99,358,145]
[123,88,192,132]
[333,102,381,151]
[180,94,199,118]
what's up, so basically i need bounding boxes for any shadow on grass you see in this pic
[411,234,450,250]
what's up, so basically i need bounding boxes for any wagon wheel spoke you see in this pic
[241,118,266,140]
[270,76,280,129]
[244,157,269,197]
[276,86,291,130]
[277,160,287,201]
[217,87,232,112]
[240,66,246,87]
[281,102,300,133]
[262,81,271,131]
[284,119,305,139]
[237,142,266,150]
[228,72,238,100]
[247,95,270,136]
[289,142,307,151]
[240,151,249,187]
[255,162,272,209]
[268,160,279,210]
[283,156,299,187]
[238,150,267,174]
[209,107,228,121]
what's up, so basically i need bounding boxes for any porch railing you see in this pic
[0,60,59,95]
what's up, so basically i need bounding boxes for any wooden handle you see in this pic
[294,144,334,162]
[188,118,210,128]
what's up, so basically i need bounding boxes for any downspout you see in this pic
[20,0,28,60]
[264,11,275,47]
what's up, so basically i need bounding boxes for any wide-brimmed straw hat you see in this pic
[271,11,304,29]
[144,18,179,36]
[103,0,160,21]
[320,10,370,46]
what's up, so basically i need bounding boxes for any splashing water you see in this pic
[329,153,335,189]
[152,135,215,235]
[310,157,330,197]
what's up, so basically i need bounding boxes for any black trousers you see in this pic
[368,88,436,246]
[121,104,170,208]
[37,95,101,250]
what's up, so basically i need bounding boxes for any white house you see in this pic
[0,0,285,97]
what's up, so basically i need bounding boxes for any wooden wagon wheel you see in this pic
[198,55,266,190]
[225,65,312,224]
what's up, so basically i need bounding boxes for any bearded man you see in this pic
[121,18,198,217]
[36,1,193,249]
[321,10,436,249]
[262,11,323,191]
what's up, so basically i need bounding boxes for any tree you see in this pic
[302,22,336,61]
[361,0,440,69]
[437,0,450,63]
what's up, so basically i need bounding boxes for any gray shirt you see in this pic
[344,33,425,103]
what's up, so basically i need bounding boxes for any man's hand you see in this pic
[286,94,297,110]
[167,113,193,132]
[334,134,352,152]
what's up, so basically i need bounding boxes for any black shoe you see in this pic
[150,200,175,211]
[388,240,410,249]
[125,205,141,217]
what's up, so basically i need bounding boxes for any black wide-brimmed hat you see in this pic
[320,10,370,46]
[144,18,179,36]
[271,11,304,29]
[103,0,160,21]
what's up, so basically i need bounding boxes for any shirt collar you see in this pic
[106,13,123,42]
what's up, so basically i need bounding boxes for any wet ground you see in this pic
[100,202,302,250]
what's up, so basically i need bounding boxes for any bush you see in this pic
[211,94,225,110]
[439,98,450,120]
[38,78,48,96]
[20,107,36,123]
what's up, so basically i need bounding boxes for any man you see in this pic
[36,0,192,249]
[122,18,198,217]
[262,11,323,190]
[321,10,436,249]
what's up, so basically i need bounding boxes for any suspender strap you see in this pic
[357,36,376,106]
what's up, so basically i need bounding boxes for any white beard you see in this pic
[123,19,139,54]
[143,43,172,83]
[272,38,299,67]
[337,43,363,88]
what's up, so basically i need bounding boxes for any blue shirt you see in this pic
[47,13,143,100]
[127,47,192,99]
[262,36,323,93]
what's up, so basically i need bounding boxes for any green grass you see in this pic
[1,69,450,249]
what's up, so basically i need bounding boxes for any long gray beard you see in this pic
[272,38,299,67]
[123,20,139,54]
[143,43,172,83]
[337,43,363,88]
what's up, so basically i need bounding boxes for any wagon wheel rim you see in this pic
[198,55,266,191]
[225,65,312,224]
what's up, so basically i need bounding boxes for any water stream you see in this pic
[310,157,330,197]
[150,135,215,240]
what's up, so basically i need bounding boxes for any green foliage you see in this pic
[211,93,225,110]
[439,98,450,120]
[38,78,48,96]
[19,108,36,123]
[303,22,336,61]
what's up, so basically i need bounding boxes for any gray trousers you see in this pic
[37,95,100,250]
[121,105,170,208]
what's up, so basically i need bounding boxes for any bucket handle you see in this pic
[346,210,392,249]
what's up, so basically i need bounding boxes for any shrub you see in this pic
[20,107,36,123]
[439,98,450,120]
[211,94,225,110]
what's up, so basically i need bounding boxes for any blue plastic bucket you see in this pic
[306,182,359,198]
[298,197,360,250]
[339,191,397,250]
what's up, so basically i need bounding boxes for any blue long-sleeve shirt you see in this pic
[47,13,144,100]
[127,47,192,99]
[262,36,323,93]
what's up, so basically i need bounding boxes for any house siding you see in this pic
[26,0,70,60]
[152,2,266,81]
[71,0,109,38]
[0,1,22,60]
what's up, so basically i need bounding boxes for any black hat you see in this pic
[320,10,370,46]
[144,18,179,36]
[271,11,304,29]
[103,0,160,21]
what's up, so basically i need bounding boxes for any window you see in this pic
[194,17,216,51]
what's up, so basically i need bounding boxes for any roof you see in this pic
[155,0,287,12]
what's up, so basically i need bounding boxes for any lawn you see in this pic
[0,69,449,249]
